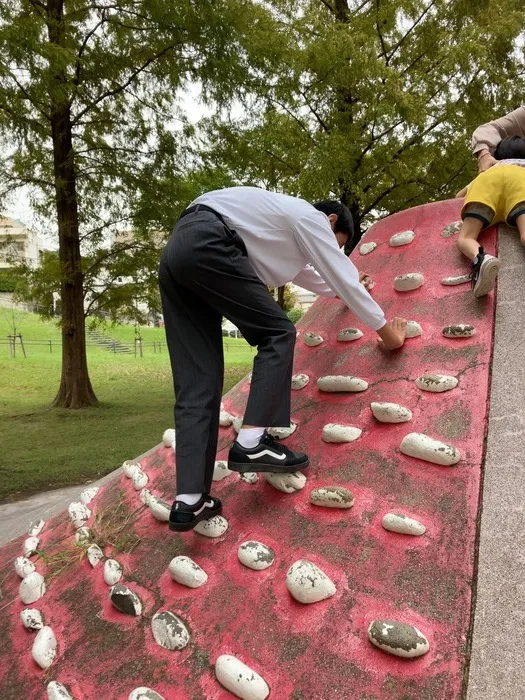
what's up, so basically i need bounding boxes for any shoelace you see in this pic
[261,434,294,456]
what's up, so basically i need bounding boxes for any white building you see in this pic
[0,217,45,269]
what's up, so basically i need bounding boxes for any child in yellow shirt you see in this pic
[456,136,525,297]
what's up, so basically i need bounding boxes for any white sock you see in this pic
[176,493,202,506]
[237,427,265,448]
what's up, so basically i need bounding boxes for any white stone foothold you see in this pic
[68,501,91,529]
[24,536,40,557]
[382,513,426,536]
[286,560,336,604]
[441,220,462,238]
[122,460,141,478]
[109,584,142,616]
[415,374,458,393]
[239,472,259,484]
[220,410,234,427]
[75,527,91,547]
[162,428,175,447]
[291,373,310,390]
[359,242,377,255]
[21,608,44,630]
[337,328,364,342]
[151,611,190,651]
[303,332,324,347]
[132,468,148,490]
[322,424,362,443]
[15,556,35,578]
[400,432,460,466]
[310,486,354,509]
[394,273,424,292]
[440,274,470,286]
[28,519,45,537]
[443,324,475,338]
[232,416,244,433]
[104,559,123,585]
[128,689,165,700]
[368,619,430,658]
[169,556,208,588]
[140,488,153,506]
[212,460,232,481]
[20,571,46,604]
[193,515,229,538]
[215,655,270,700]
[87,544,104,567]
[238,541,275,571]
[32,626,57,669]
[80,486,99,505]
[148,496,171,522]
[47,682,74,700]
[371,402,412,424]
[317,375,368,392]
[268,422,297,439]
[405,321,422,338]
[389,230,415,247]
[263,472,306,493]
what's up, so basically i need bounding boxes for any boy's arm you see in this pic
[472,106,525,171]
[293,211,407,348]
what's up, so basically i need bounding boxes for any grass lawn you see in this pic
[0,311,253,502]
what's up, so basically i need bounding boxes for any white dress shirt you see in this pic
[192,187,387,331]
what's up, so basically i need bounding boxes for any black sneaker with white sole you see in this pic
[228,431,309,473]
[169,495,222,532]
[470,247,501,298]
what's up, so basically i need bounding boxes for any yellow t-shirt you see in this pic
[463,162,525,224]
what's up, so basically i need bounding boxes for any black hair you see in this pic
[494,135,525,160]
[313,200,354,239]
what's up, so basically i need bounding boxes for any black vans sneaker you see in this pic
[228,431,309,473]
[470,247,501,298]
[169,495,222,532]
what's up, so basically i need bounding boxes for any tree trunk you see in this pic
[47,0,98,408]
[277,285,286,309]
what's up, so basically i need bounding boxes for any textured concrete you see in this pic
[0,444,160,546]
[467,227,525,699]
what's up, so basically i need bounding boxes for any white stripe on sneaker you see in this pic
[192,500,214,517]
[247,449,286,461]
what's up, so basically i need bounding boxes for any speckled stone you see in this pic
[286,560,336,604]
[238,541,275,570]
[442,324,475,338]
[440,274,470,286]
[169,556,208,588]
[15,556,35,578]
[32,626,57,669]
[359,242,377,255]
[415,374,458,393]
[291,374,310,390]
[109,584,142,616]
[19,571,46,604]
[310,487,354,509]
[24,536,40,557]
[215,655,270,700]
[239,472,259,484]
[87,544,104,567]
[394,273,424,291]
[317,375,368,392]
[400,432,460,466]
[212,460,232,481]
[151,611,190,651]
[389,230,415,247]
[441,220,462,238]
[268,423,297,439]
[47,681,74,699]
[368,619,430,658]
[193,515,229,538]
[371,402,412,423]
[382,513,426,536]
[263,472,306,493]
[303,332,324,347]
[162,428,175,447]
[80,487,99,505]
[405,321,422,338]
[148,496,170,522]
[20,607,44,630]
[128,689,165,700]
[104,559,123,585]
[337,328,363,342]
[28,519,45,536]
[68,502,91,529]
[322,424,362,443]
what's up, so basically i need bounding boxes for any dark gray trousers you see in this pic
[159,206,296,495]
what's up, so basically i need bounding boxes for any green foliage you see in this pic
[267,283,297,311]
[0,268,21,293]
[287,307,304,324]
[204,0,525,237]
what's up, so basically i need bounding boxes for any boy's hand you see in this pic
[376,317,407,351]
[359,272,375,290]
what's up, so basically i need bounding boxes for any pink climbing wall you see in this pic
[0,199,496,699]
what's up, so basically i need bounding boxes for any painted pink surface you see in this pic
[0,199,496,699]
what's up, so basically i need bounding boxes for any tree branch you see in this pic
[263,150,300,174]
[72,44,178,125]
[386,0,438,63]
[9,74,51,121]
[300,91,330,133]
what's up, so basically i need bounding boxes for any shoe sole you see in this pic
[473,258,501,298]
[228,458,309,474]
[169,504,223,532]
